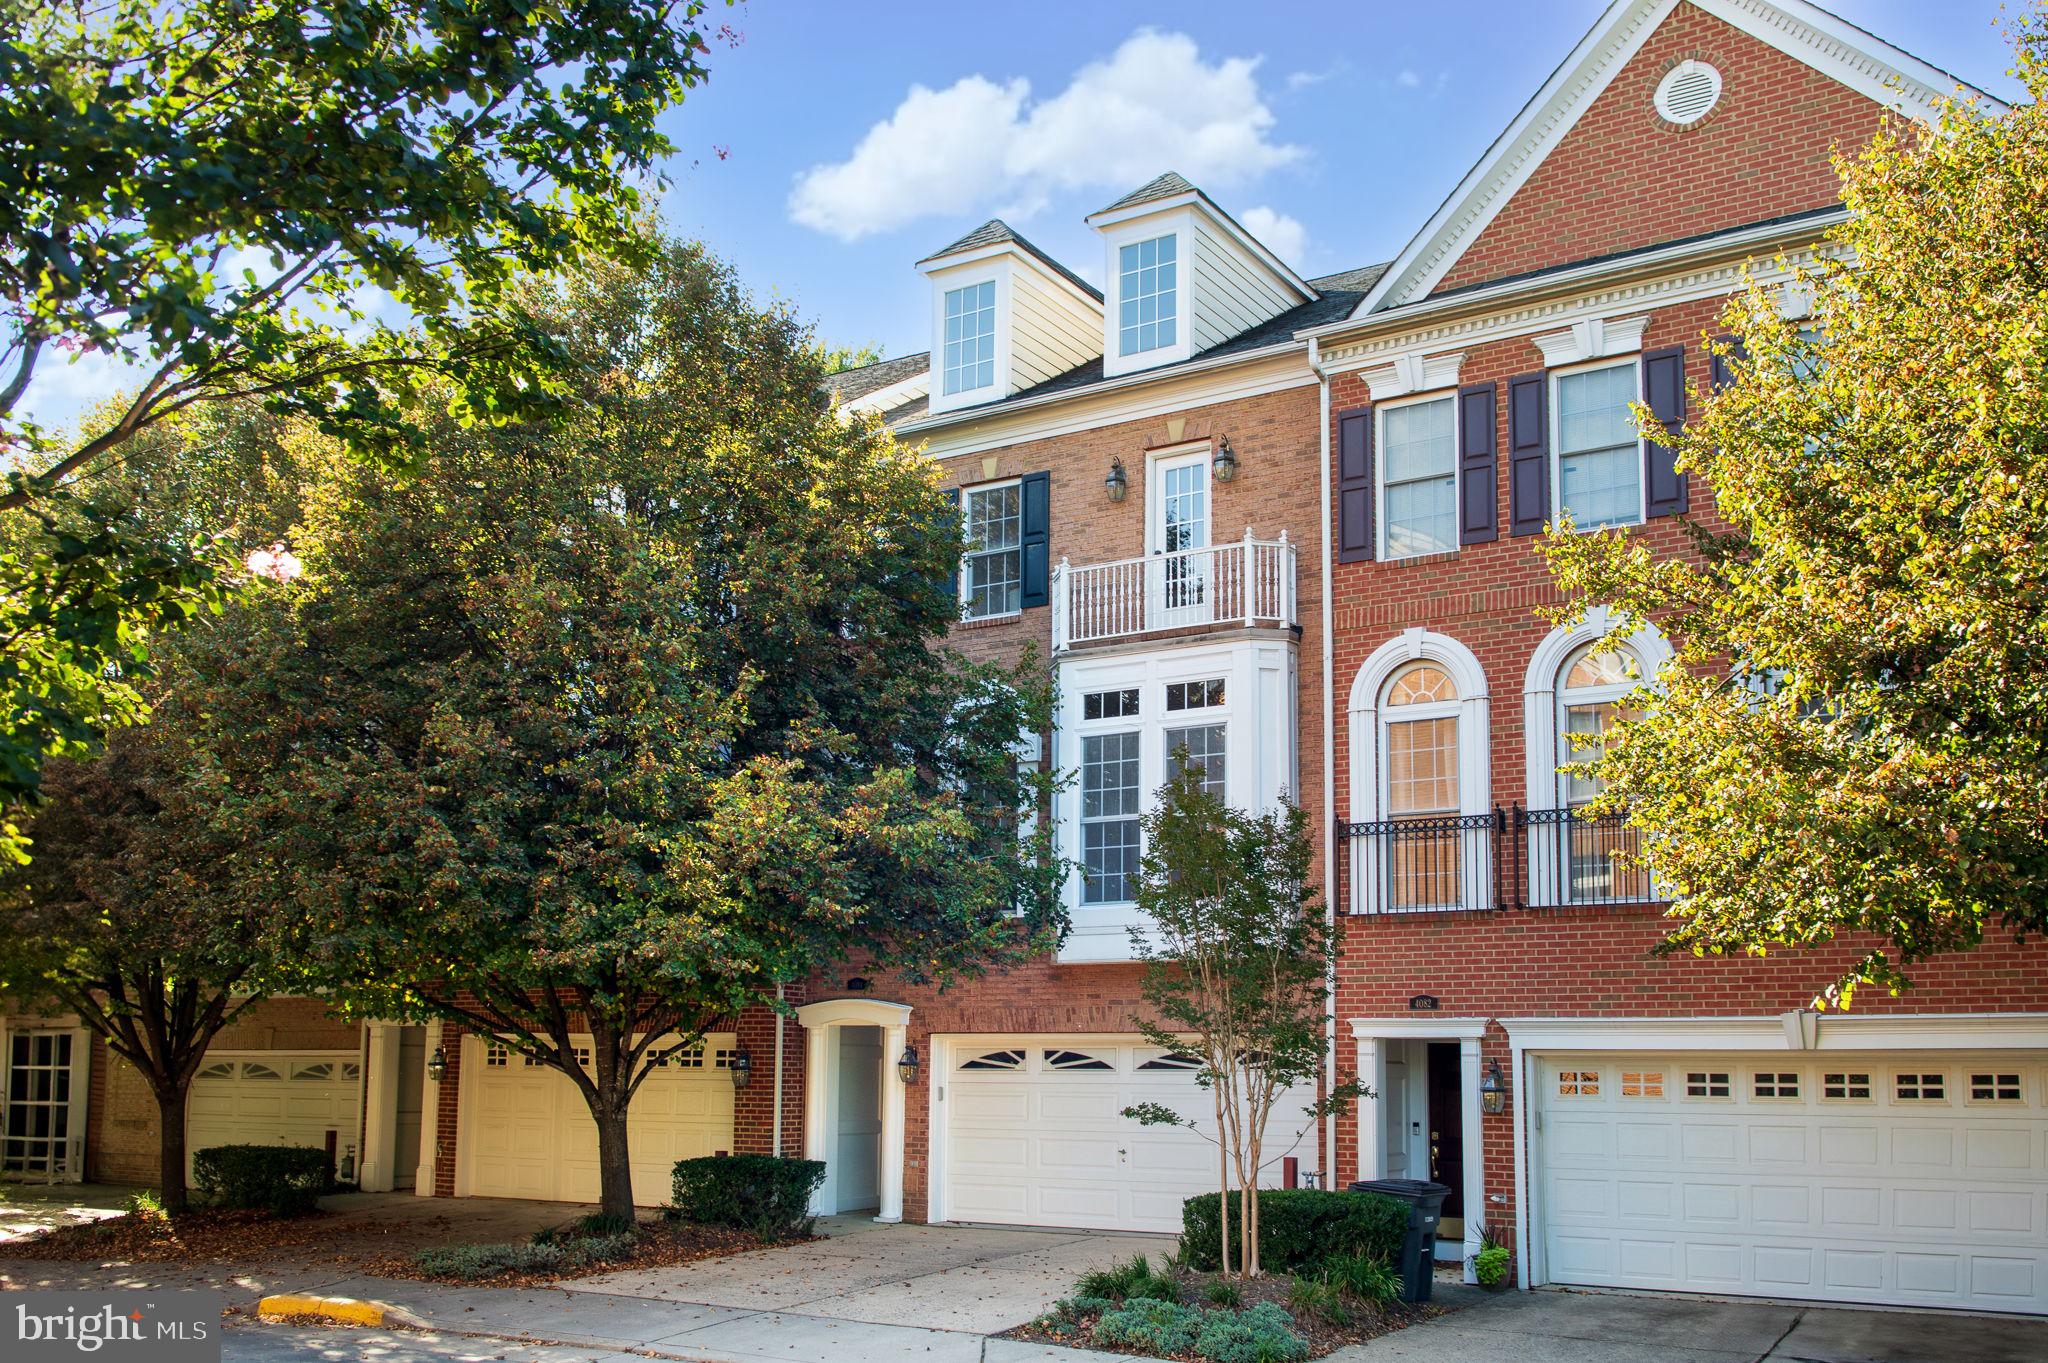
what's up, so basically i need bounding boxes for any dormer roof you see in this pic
[916,218,1103,302]
[1092,171,1198,216]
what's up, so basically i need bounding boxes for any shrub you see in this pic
[415,1230,636,1280]
[1193,1302,1309,1363]
[1180,1190,1406,1274]
[1474,1243,1511,1286]
[1287,1275,1351,1327]
[1202,1279,1243,1308]
[1095,1298,1204,1355]
[1075,1253,1178,1304]
[670,1155,824,1239]
[191,1144,331,1216]
[1322,1251,1402,1305]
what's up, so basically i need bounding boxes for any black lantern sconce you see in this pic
[1104,456,1129,503]
[729,1046,753,1089]
[896,1045,921,1085]
[1480,1059,1508,1116]
[426,1046,447,1084]
[1213,436,1238,482]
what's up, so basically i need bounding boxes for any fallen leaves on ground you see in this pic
[364,1223,786,1289]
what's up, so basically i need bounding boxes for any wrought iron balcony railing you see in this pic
[1339,805,1659,915]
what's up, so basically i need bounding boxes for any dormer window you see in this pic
[1117,234,1177,356]
[942,280,997,396]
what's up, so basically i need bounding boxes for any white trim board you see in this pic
[1504,1013,2048,1053]
[1352,0,1990,317]
[1349,1016,1490,1040]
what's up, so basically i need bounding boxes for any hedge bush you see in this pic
[1179,1190,1406,1273]
[191,1144,332,1216]
[670,1154,824,1238]
[413,1231,636,1280]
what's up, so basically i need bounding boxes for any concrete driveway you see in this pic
[1345,1284,2048,1363]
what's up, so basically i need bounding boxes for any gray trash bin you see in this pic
[1349,1178,1452,1302]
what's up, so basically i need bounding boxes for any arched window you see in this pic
[1382,664,1462,910]
[1557,644,1637,809]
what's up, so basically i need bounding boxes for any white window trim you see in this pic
[1101,216,1194,378]
[1549,356,1646,531]
[959,477,1023,622]
[1554,644,1639,809]
[1374,390,1461,562]
[1076,724,1142,909]
[927,267,1008,415]
[1348,627,1491,828]
[1521,607,1671,811]
[1115,231,1180,360]
[940,278,998,399]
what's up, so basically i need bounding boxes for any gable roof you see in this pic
[916,218,1104,302]
[890,263,1386,432]
[1093,171,1198,216]
[823,351,929,406]
[1353,0,2001,317]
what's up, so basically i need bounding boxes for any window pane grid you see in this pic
[1118,235,1178,356]
[1382,397,1458,558]
[1555,365,1641,528]
[1166,723,1227,797]
[962,483,1021,619]
[1081,732,1141,904]
[943,281,996,396]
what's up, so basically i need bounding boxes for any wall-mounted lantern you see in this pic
[1213,437,1238,482]
[1104,456,1128,503]
[426,1046,447,1084]
[896,1045,921,1085]
[729,1046,753,1089]
[1480,1059,1508,1116]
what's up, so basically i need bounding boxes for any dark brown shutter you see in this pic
[946,486,964,612]
[1457,382,1498,545]
[1336,406,1374,563]
[1018,471,1051,607]
[1710,334,1747,392]
[1642,346,1687,518]
[1507,372,1549,537]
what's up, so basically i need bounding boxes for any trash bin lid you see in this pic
[1349,1178,1452,1201]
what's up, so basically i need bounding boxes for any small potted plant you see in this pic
[1468,1220,1513,1291]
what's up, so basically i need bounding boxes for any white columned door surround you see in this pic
[795,999,913,1223]
[415,1019,443,1195]
[1505,1013,2048,1299]
[359,1022,402,1192]
[1351,1017,1490,1283]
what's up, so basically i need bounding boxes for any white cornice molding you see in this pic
[1531,314,1647,367]
[1350,1016,1491,1040]
[1362,349,1465,402]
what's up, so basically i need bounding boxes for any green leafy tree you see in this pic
[1122,763,1357,1277]
[0,0,730,827]
[1540,25,2048,1004]
[820,342,887,374]
[212,238,1062,1222]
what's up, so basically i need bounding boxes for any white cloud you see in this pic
[789,30,1304,241]
[1395,69,1423,89]
[1238,206,1306,268]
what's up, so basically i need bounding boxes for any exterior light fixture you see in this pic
[1105,456,1129,503]
[1480,1059,1508,1116]
[1213,437,1238,482]
[426,1046,447,1083]
[729,1046,753,1089]
[896,1045,921,1085]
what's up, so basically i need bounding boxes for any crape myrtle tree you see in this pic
[0,403,333,1212]
[1121,763,1359,1277]
[219,237,1064,1223]
[0,0,730,833]
[1540,20,2048,1005]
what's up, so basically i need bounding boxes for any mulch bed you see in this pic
[364,1223,782,1289]
[1001,1265,1442,1361]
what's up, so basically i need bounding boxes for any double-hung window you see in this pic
[1379,395,1458,558]
[1080,726,1142,905]
[1553,362,1642,528]
[943,281,996,396]
[961,481,1022,620]
[1164,676,1226,798]
[1118,234,1177,356]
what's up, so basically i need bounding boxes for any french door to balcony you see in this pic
[1149,450,1210,629]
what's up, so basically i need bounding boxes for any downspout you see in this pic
[772,980,786,1158]
[1311,336,1339,1188]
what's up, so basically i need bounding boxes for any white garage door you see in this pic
[1535,1053,2048,1314]
[463,1034,736,1205]
[188,1055,360,1178]
[944,1037,1316,1234]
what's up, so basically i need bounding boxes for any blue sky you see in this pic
[21,0,2022,429]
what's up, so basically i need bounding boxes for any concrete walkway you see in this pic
[0,1180,143,1241]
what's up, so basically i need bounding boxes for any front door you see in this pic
[834,1027,882,1213]
[1148,450,1210,628]
[3,1030,85,1180]
[1427,1042,1465,1243]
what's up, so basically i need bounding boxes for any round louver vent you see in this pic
[1655,61,1723,126]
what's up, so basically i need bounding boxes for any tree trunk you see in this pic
[590,1095,637,1225]
[1213,1083,1231,1276]
[154,1081,190,1216]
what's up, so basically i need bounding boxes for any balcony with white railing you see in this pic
[1051,530,1296,651]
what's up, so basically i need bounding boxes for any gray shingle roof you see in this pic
[1094,171,1197,216]
[888,262,1390,430]
[916,219,1104,302]
[823,351,929,405]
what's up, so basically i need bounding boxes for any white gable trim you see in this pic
[1354,0,1994,317]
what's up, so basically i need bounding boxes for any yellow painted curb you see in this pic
[255,1294,426,1329]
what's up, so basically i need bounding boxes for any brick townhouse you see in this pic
[6,0,2043,1323]
[1309,0,2046,1316]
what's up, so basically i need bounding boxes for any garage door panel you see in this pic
[188,1055,359,1179]
[1537,1052,2048,1315]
